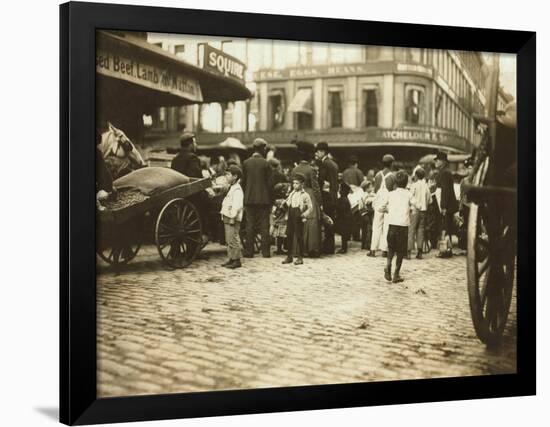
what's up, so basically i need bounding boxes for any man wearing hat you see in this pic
[368,154,396,257]
[171,132,202,178]
[315,142,339,254]
[292,141,322,257]
[342,155,365,187]
[435,151,458,257]
[241,138,273,258]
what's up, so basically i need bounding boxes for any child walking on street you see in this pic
[380,170,415,283]
[282,173,313,265]
[220,165,244,269]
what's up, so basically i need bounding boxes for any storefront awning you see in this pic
[287,88,313,115]
[96,31,252,109]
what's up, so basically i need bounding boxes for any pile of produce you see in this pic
[113,167,191,196]
[102,190,148,211]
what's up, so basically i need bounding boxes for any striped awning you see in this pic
[288,88,313,115]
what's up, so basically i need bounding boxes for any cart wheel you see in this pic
[155,198,203,269]
[466,158,515,346]
[97,218,142,266]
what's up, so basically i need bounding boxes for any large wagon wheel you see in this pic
[155,198,203,269]
[97,217,142,266]
[466,158,515,346]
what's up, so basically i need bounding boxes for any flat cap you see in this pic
[435,151,448,162]
[292,172,306,182]
[316,142,329,152]
[382,154,395,163]
[252,137,268,148]
[180,132,196,146]
[227,164,243,177]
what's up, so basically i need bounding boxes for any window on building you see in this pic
[405,86,425,125]
[365,46,381,61]
[328,89,343,128]
[174,44,185,57]
[410,48,421,63]
[299,42,314,66]
[153,107,166,129]
[297,112,313,130]
[268,90,285,130]
[288,87,314,130]
[177,106,187,131]
[363,89,378,127]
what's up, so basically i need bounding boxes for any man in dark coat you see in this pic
[342,155,365,187]
[171,132,202,178]
[435,151,459,256]
[171,132,210,240]
[241,138,273,258]
[315,142,339,254]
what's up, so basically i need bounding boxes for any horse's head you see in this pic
[100,122,146,168]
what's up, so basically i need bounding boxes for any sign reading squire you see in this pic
[201,44,246,83]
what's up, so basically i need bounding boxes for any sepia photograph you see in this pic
[95,29,518,398]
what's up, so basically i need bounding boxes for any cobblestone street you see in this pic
[97,242,516,397]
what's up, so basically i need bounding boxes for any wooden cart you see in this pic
[97,177,211,269]
[465,56,517,346]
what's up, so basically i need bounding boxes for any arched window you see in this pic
[328,88,343,128]
[363,89,379,127]
[405,85,425,125]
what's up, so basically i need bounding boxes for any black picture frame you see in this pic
[60,1,536,425]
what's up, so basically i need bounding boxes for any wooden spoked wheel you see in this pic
[97,217,142,266]
[155,198,203,269]
[466,158,515,346]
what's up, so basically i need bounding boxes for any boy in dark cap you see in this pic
[282,173,313,265]
[220,165,244,269]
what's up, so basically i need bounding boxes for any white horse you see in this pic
[98,122,146,179]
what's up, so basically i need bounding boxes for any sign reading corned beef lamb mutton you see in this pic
[96,49,204,102]
[201,44,246,84]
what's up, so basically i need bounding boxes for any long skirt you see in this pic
[303,187,321,256]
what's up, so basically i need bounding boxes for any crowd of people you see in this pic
[169,132,473,282]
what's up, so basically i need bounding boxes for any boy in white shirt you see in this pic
[220,165,244,269]
[380,170,417,283]
[282,173,313,265]
[408,167,431,259]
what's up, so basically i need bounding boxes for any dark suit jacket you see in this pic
[171,148,202,178]
[342,166,364,187]
[437,167,459,214]
[242,153,272,205]
[318,156,339,201]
